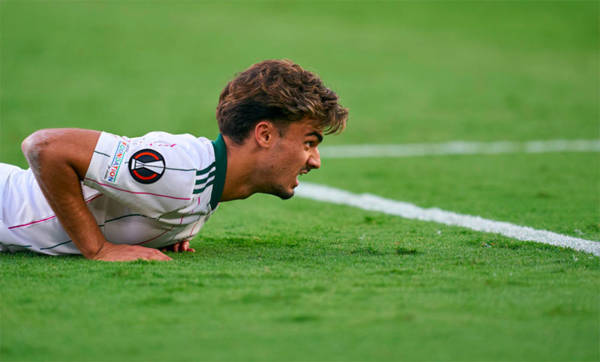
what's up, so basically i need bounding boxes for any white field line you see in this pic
[319,139,600,158]
[295,182,600,256]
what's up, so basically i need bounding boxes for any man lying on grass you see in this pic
[0,59,348,261]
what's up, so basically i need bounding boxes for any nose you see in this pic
[308,147,321,169]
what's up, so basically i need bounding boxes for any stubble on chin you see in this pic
[278,191,294,200]
[269,185,294,200]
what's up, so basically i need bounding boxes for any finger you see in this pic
[151,250,172,261]
[173,242,180,252]
[183,240,196,252]
[103,245,172,262]
[137,248,172,261]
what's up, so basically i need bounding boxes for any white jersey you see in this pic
[0,131,228,255]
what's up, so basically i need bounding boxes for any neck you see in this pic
[219,135,260,201]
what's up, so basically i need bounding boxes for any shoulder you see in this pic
[97,130,216,171]
[84,130,218,216]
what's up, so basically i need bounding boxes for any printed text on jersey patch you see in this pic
[129,149,166,184]
[104,140,129,183]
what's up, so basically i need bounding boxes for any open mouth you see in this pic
[294,170,309,187]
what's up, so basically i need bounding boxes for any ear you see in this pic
[254,121,276,148]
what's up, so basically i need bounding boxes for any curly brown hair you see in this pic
[216,59,348,144]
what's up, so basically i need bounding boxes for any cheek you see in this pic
[277,153,302,176]
[275,143,306,173]
[290,150,307,167]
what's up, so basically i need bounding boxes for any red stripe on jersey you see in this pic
[85,178,191,200]
[8,194,104,230]
[135,227,173,245]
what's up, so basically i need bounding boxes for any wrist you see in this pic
[82,240,110,260]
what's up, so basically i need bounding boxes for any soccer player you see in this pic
[0,59,348,261]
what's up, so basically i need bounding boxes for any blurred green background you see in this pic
[1,1,597,165]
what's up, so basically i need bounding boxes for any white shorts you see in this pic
[0,163,26,251]
[0,163,23,221]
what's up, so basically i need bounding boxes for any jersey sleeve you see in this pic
[83,131,202,216]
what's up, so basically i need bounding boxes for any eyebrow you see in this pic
[306,131,323,143]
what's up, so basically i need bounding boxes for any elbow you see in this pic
[22,130,54,169]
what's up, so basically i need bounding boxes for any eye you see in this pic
[304,137,320,149]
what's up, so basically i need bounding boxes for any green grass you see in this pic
[1,1,599,361]
[2,197,599,361]
[308,152,600,241]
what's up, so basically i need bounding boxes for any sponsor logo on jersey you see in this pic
[104,140,129,183]
[128,149,166,184]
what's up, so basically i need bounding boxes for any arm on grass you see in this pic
[22,128,171,262]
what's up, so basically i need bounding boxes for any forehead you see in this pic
[286,118,323,138]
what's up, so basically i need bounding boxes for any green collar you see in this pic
[210,134,227,210]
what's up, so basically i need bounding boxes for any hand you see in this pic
[92,241,172,262]
[161,240,195,253]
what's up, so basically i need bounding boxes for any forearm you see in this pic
[23,129,106,258]
[22,129,172,261]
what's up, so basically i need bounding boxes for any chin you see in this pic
[278,191,294,200]
[269,185,294,200]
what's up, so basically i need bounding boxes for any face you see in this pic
[260,119,322,199]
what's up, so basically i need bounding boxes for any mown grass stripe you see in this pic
[319,139,600,159]
[296,182,600,256]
